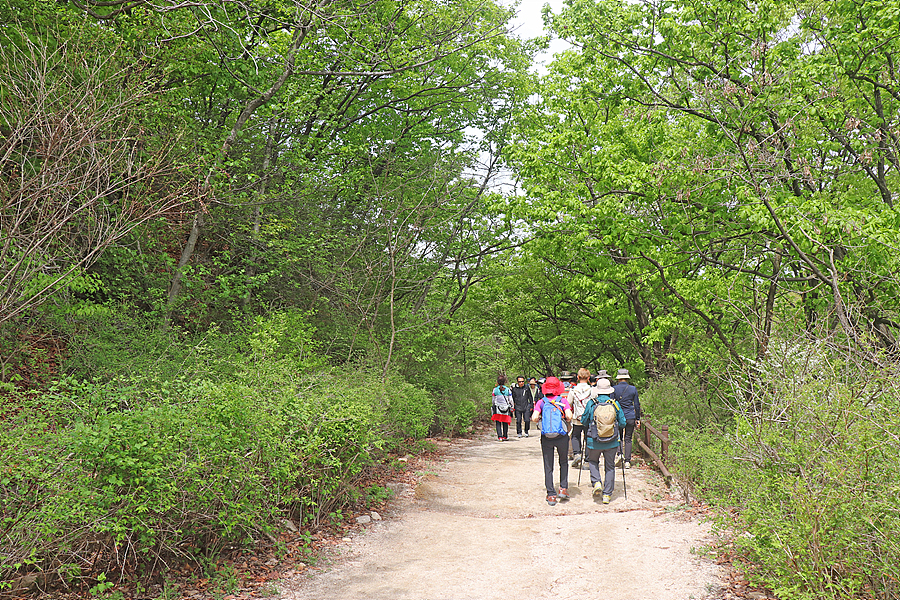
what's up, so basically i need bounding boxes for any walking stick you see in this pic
[577,437,583,487]
[619,440,627,500]
[577,402,592,487]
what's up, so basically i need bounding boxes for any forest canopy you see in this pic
[2,0,900,598]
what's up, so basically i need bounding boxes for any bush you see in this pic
[670,340,900,600]
[640,374,730,431]
[434,395,477,436]
[0,310,448,591]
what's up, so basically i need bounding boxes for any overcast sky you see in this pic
[503,0,571,71]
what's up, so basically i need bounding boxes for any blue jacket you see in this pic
[613,381,641,420]
[582,395,626,450]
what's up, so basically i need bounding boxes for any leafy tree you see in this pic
[502,0,900,392]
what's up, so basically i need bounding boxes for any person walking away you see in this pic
[582,378,626,504]
[491,375,513,441]
[612,368,641,468]
[591,369,613,401]
[594,369,612,385]
[558,370,576,456]
[510,376,529,438]
[567,368,594,468]
[531,376,573,506]
[522,377,543,437]
[559,370,576,393]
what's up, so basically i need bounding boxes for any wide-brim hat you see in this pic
[616,368,631,379]
[596,369,610,379]
[542,376,565,397]
[559,370,575,381]
[595,378,614,394]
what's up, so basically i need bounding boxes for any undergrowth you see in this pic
[647,339,900,600]
[0,309,476,594]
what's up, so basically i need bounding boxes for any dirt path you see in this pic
[278,429,724,600]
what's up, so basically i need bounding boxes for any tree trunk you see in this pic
[166,22,313,319]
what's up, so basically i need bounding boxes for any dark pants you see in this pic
[540,434,570,495]
[515,409,532,434]
[619,419,636,461]
[495,420,509,439]
[570,424,586,455]
[586,446,618,495]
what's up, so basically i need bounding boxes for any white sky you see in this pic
[464,0,572,192]
[502,0,572,71]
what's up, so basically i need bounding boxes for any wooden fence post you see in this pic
[661,424,669,463]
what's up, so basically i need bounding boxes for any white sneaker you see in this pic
[517,433,523,438]
[524,432,529,437]
[625,461,631,469]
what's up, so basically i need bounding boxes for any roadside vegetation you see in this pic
[3,0,900,599]
[2,308,492,595]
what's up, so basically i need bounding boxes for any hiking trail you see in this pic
[279,429,725,600]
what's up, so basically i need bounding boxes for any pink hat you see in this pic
[542,376,565,397]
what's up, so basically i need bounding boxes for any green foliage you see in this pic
[640,375,731,431]
[363,485,392,508]
[0,307,464,589]
[434,394,478,437]
[381,380,436,442]
[671,339,900,599]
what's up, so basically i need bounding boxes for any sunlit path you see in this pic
[281,433,723,600]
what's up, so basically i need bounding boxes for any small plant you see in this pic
[205,562,240,600]
[326,510,344,527]
[89,573,114,597]
[364,485,392,507]
[273,539,289,560]
[159,579,179,600]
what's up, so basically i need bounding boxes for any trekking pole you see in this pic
[577,435,583,487]
[580,427,588,486]
[577,404,590,487]
[619,441,627,500]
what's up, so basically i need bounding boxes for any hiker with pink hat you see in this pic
[531,376,573,506]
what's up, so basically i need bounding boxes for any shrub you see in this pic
[433,372,494,436]
[640,374,730,431]
[670,340,900,600]
[0,311,447,591]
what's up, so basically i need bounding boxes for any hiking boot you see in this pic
[571,455,582,468]
[557,488,569,500]
[602,494,611,504]
[592,481,603,495]
[625,461,631,469]
[615,453,623,467]
[546,494,557,506]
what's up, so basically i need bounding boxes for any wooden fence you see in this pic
[637,418,673,485]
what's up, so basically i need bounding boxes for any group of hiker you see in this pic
[491,368,641,506]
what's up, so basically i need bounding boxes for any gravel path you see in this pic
[278,429,724,600]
